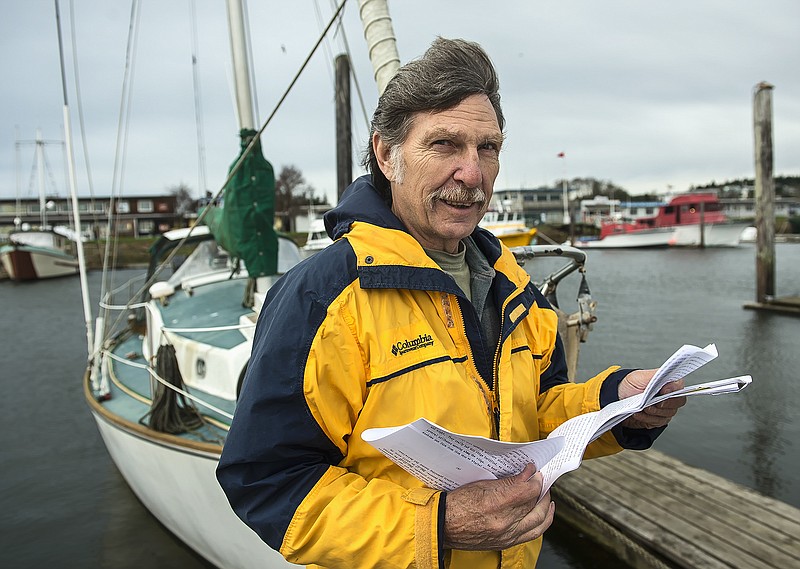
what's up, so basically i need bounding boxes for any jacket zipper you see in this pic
[490,285,527,441]
[442,291,499,438]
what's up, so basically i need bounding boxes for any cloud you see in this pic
[1,0,798,206]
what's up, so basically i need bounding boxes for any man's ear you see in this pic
[373,133,395,182]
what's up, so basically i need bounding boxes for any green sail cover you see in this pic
[204,129,278,277]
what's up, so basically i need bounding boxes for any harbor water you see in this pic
[1,243,798,568]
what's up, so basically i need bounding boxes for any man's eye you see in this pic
[480,142,499,152]
[433,139,452,147]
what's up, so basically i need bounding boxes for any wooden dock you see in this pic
[551,449,800,569]
[744,296,800,316]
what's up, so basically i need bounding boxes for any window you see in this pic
[117,201,130,214]
[137,199,153,213]
[139,220,155,234]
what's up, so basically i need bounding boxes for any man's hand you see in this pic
[443,464,554,550]
[618,368,687,429]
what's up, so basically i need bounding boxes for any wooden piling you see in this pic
[753,82,775,303]
[335,54,352,201]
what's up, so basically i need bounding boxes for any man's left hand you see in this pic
[618,369,687,430]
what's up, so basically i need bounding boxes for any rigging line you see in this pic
[102,0,143,337]
[26,149,38,200]
[14,128,20,224]
[326,0,369,174]
[188,0,208,198]
[42,146,62,198]
[127,0,350,305]
[328,0,369,134]
[68,0,98,219]
[313,0,337,89]
[60,135,74,230]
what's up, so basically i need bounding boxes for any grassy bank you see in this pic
[83,233,309,270]
[83,238,153,270]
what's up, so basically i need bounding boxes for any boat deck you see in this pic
[552,449,800,569]
[159,276,251,348]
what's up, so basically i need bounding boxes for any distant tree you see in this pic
[561,177,631,201]
[274,165,328,232]
[169,182,196,217]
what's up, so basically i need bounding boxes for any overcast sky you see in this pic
[2,0,798,206]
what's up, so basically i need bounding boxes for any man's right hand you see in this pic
[443,464,554,550]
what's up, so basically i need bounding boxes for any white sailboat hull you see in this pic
[90,409,294,569]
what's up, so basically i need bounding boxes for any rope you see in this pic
[139,344,205,435]
[104,349,234,420]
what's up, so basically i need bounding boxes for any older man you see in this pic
[217,37,684,568]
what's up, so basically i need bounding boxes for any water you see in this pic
[572,244,800,509]
[1,245,798,568]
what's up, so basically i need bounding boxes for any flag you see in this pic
[557,152,565,158]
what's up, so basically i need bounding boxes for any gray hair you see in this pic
[363,37,505,202]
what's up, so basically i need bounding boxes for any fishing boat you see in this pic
[575,192,750,249]
[0,226,80,281]
[71,2,599,567]
[480,208,538,247]
[1,131,80,281]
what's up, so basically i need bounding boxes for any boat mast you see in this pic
[357,0,401,95]
[54,0,93,356]
[35,129,47,228]
[225,0,255,131]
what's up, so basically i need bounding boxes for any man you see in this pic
[217,37,685,568]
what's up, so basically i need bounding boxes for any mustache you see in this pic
[424,183,486,209]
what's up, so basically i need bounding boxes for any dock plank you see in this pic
[583,456,797,568]
[611,451,800,541]
[553,477,731,569]
[551,450,800,569]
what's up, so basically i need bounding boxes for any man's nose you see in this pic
[453,149,482,188]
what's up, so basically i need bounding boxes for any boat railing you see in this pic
[161,322,255,334]
[510,244,587,297]
[102,349,234,423]
[511,245,597,380]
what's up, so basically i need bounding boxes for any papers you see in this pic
[361,343,751,501]
[361,418,564,492]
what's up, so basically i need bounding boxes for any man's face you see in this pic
[376,94,503,254]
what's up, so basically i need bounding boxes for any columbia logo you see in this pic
[391,333,435,356]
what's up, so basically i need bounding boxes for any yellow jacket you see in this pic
[218,176,636,569]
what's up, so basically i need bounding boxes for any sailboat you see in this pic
[0,131,80,281]
[75,1,303,567]
[72,2,599,567]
